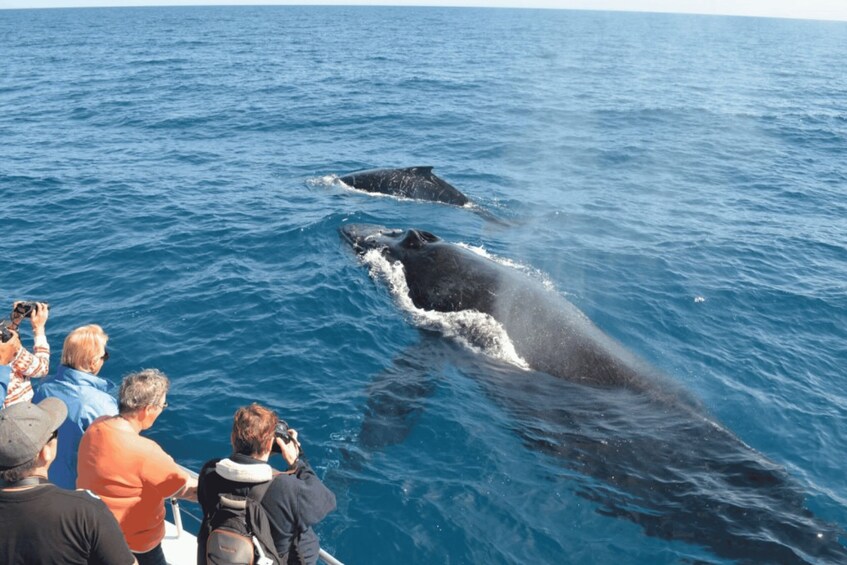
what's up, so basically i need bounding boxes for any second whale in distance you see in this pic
[339,166,470,206]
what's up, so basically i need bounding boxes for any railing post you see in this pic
[319,548,345,565]
[170,498,183,536]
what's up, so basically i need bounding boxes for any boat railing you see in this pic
[173,464,345,565]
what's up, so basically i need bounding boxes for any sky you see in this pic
[2,0,847,22]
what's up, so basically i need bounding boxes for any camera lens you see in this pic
[271,420,292,453]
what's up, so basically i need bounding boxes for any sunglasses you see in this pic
[101,349,110,362]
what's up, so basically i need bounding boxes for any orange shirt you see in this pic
[77,416,189,552]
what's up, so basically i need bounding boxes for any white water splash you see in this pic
[457,243,557,291]
[305,174,339,188]
[361,248,530,370]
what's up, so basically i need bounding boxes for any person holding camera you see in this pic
[33,324,118,489]
[197,403,336,565]
[4,301,51,407]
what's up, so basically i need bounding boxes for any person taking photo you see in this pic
[197,403,336,565]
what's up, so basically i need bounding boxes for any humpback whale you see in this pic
[341,223,690,404]
[339,167,469,206]
[340,223,847,564]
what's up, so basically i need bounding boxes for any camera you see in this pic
[1,301,48,343]
[270,420,293,453]
[13,301,47,320]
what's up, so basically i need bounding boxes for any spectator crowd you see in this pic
[0,301,336,565]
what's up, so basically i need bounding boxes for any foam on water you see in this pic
[360,248,530,370]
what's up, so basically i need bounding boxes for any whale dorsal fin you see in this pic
[400,229,439,249]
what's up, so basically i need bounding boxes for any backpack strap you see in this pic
[244,478,282,564]
[218,495,248,510]
[245,478,274,505]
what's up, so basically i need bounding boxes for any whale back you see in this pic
[340,167,469,206]
[384,231,674,394]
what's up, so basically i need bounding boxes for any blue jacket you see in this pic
[33,365,118,489]
[0,364,9,402]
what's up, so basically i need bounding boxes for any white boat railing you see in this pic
[172,465,345,565]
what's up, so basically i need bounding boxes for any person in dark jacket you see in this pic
[197,403,336,565]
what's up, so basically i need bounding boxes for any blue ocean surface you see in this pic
[2,6,846,564]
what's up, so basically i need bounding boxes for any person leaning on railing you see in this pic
[33,324,119,490]
[77,368,197,565]
[4,301,50,407]
[0,397,137,564]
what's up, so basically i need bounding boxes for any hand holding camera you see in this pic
[271,419,302,467]
[11,301,49,334]
[2,301,49,344]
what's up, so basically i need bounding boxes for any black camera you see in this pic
[1,302,49,343]
[270,420,293,453]
[13,301,47,319]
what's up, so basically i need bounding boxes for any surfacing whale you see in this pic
[339,167,469,206]
[341,223,693,407]
[340,223,847,564]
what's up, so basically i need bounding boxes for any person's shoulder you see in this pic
[88,390,118,414]
[32,376,59,400]
[134,433,172,457]
[200,457,223,469]
[268,470,303,492]
[63,489,127,529]
[132,436,181,472]
[45,486,111,511]
[88,414,114,428]
[199,457,224,477]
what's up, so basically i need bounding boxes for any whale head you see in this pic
[340,224,441,258]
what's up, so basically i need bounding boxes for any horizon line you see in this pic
[2,2,847,24]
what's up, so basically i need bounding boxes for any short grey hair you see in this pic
[119,368,170,414]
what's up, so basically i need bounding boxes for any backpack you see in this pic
[205,479,282,565]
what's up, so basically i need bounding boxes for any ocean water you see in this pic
[2,5,847,564]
